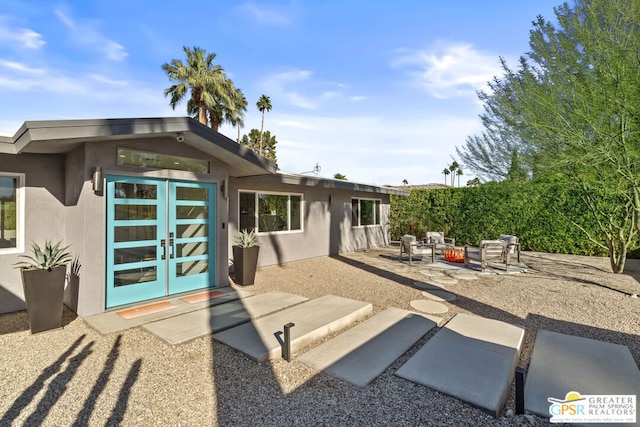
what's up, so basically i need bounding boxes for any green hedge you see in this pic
[390,181,628,256]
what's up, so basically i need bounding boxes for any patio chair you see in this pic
[464,240,510,272]
[498,234,521,262]
[400,234,434,265]
[423,231,455,254]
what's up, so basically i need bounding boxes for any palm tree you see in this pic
[402,179,408,186]
[162,46,231,126]
[442,168,450,185]
[449,161,459,187]
[256,94,272,153]
[457,169,463,187]
[230,91,248,143]
[189,84,247,134]
[334,173,347,180]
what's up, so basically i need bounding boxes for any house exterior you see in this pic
[0,117,407,317]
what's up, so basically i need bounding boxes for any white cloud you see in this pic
[261,69,317,109]
[391,42,503,99]
[54,8,128,61]
[239,2,294,25]
[0,16,45,49]
[0,60,45,74]
[220,111,483,185]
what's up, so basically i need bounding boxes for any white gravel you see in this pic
[0,248,638,426]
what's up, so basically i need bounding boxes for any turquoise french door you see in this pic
[106,176,216,308]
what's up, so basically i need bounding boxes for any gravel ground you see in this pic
[0,248,638,426]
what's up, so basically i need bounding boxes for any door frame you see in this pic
[105,175,217,308]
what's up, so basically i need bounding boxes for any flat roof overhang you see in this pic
[235,172,410,196]
[0,117,276,177]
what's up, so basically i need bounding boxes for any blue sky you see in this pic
[0,0,561,186]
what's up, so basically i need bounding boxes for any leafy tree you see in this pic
[334,173,347,180]
[466,178,481,187]
[507,150,528,181]
[460,0,640,272]
[256,94,272,152]
[162,46,234,126]
[240,129,277,165]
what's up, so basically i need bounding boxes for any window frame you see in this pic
[351,197,381,227]
[238,190,304,234]
[0,172,25,255]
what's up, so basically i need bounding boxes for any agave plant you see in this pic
[234,229,259,248]
[14,240,73,271]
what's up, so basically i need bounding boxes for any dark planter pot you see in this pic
[21,265,66,334]
[232,246,260,285]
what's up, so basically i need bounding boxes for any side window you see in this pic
[239,191,303,233]
[0,173,24,253]
[352,198,381,227]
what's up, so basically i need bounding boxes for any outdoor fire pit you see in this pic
[444,248,464,263]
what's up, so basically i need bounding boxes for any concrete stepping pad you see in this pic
[427,277,459,286]
[213,295,372,362]
[298,308,440,387]
[395,313,525,417]
[421,290,456,302]
[448,273,478,281]
[413,281,447,291]
[524,330,640,421]
[142,291,308,345]
[410,300,449,314]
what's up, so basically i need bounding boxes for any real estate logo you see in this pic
[548,391,636,424]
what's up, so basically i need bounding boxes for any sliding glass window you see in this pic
[239,191,303,233]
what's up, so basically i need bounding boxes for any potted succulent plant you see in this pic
[13,240,72,334]
[232,229,260,285]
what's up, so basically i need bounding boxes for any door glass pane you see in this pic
[115,225,157,242]
[176,187,207,201]
[115,204,157,220]
[176,260,208,277]
[176,205,207,219]
[176,223,208,238]
[176,242,208,257]
[114,246,157,264]
[114,266,157,286]
[115,183,157,199]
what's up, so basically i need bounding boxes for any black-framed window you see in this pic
[239,191,303,233]
[0,173,24,253]
[352,198,381,227]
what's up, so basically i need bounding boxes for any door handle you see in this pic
[169,232,175,259]
[160,239,167,260]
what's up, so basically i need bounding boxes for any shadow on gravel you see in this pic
[524,253,637,296]
[0,335,87,425]
[0,333,142,426]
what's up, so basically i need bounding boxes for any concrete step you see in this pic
[213,295,373,363]
[298,307,441,387]
[82,287,252,335]
[524,330,640,425]
[395,313,525,417]
[142,291,309,346]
